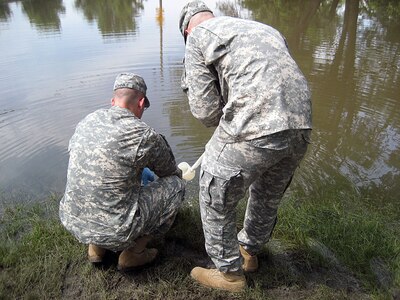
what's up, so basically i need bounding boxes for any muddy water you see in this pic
[0,0,399,203]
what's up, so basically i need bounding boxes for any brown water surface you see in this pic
[0,0,399,203]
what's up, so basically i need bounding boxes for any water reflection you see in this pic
[75,0,144,38]
[0,0,399,202]
[242,0,400,193]
[22,0,65,32]
[0,2,12,22]
[216,0,241,17]
[241,0,335,50]
[156,0,164,74]
[365,0,400,28]
[242,0,400,49]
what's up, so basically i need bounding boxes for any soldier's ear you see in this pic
[111,98,115,106]
[138,97,146,110]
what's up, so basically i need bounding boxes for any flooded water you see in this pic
[0,0,399,203]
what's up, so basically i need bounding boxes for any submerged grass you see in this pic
[0,186,399,299]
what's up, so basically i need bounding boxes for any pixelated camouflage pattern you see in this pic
[182,16,312,142]
[113,72,150,108]
[199,129,310,272]
[59,106,184,251]
[179,0,213,37]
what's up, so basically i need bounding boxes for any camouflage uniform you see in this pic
[59,105,185,251]
[181,15,312,272]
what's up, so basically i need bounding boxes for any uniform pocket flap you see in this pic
[202,158,240,180]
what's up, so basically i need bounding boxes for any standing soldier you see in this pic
[179,1,312,292]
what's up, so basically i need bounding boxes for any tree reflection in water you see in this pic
[74,0,144,37]
[20,0,65,32]
[22,0,65,32]
[0,2,12,22]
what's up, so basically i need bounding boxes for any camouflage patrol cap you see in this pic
[113,72,150,108]
[179,1,213,40]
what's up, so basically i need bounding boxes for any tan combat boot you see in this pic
[240,245,258,272]
[117,235,157,271]
[117,247,158,271]
[88,244,106,263]
[190,267,246,292]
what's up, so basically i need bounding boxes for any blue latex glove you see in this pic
[141,167,155,186]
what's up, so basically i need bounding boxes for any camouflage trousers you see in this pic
[102,175,185,251]
[199,129,311,272]
[135,175,185,242]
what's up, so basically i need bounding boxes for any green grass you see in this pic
[0,186,399,299]
[0,195,84,299]
[276,191,400,293]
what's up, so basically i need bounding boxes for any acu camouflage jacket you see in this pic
[182,16,312,142]
[59,106,178,248]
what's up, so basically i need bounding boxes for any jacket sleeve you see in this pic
[136,128,181,178]
[183,38,224,127]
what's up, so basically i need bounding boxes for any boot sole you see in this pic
[190,271,246,292]
[88,256,103,264]
[194,280,245,292]
[117,264,138,272]
[117,249,158,272]
[117,256,158,272]
[117,261,155,272]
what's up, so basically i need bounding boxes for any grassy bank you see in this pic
[0,187,399,299]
